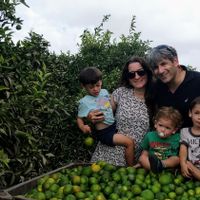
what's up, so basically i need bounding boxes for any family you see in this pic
[77,44,200,180]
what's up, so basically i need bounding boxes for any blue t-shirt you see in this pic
[78,89,115,125]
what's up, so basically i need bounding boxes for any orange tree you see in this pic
[0,2,151,188]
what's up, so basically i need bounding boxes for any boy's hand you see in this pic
[88,110,104,124]
[181,162,191,178]
[82,125,92,134]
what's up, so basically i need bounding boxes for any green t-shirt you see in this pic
[141,131,180,160]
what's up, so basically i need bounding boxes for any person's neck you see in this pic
[191,126,200,136]
[167,67,186,93]
[134,88,145,99]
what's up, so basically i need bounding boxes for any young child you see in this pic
[139,106,182,173]
[180,96,200,180]
[77,67,135,166]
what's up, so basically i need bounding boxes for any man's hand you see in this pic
[87,110,104,124]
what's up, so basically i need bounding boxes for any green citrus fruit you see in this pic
[168,191,176,199]
[140,189,154,200]
[63,184,73,195]
[159,173,173,185]
[90,184,101,192]
[82,166,92,176]
[35,192,46,200]
[75,191,86,199]
[151,184,161,193]
[109,193,120,200]
[72,185,81,193]
[104,185,113,195]
[72,175,81,185]
[89,176,98,184]
[49,183,59,192]
[16,24,21,30]
[132,184,142,195]
[175,186,184,195]
[64,194,76,200]
[84,136,94,147]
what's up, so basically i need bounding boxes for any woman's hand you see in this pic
[87,110,104,124]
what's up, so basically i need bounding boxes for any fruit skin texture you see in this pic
[140,189,154,200]
[159,173,173,185]
[84,136,94,147]
[91,163,101,172]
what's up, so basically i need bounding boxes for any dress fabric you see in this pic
[91,87,150,166]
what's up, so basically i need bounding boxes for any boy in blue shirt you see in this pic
[77,67,135,166]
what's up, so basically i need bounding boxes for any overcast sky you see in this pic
[13,0,200,70]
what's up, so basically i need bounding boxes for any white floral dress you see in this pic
[91,87,150,166]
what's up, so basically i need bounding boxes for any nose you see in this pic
[93,86,99,91]
[160,126,166,133]
[134,72,140,79]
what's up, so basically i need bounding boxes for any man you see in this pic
[146,44,200,128]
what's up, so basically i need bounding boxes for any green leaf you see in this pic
[0,86,9,91]
[0,150,10,168]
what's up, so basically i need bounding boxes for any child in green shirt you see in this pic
[139,106,182,173]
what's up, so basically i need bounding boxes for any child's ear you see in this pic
[172,128,178,134]
[189,110,192,118]
[154,120,157,129]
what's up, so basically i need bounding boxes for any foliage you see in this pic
[0,0,28,42]
[0,1,151,189]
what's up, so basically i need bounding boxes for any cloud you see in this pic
[13,0,200,70]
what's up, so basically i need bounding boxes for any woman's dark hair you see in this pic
[120,56,156,128]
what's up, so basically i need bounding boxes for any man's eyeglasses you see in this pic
[127,70,146,79]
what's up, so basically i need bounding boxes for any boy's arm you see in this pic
[179,144,191,177]
[179,144,188,166]
[77,117,92,134]
[110,95,117,112]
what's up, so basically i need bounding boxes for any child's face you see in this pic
[154,117,177,138]
[189,104,200,128]
[83,80,102,97]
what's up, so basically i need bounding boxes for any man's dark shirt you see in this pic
[154,66,200,128]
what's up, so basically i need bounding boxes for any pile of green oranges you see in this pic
[25,161,200,200]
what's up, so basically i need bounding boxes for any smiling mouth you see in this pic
[159,74,168,80]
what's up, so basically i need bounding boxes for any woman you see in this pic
[90,56,155,166]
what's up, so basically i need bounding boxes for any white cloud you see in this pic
[13,0,200,70]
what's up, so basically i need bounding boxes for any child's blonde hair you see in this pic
[154,106,182,128]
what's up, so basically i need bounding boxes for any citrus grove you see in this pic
[0,0,151,188]
[0,0,197,193]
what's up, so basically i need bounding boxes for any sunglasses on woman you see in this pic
[127,70,146,79]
